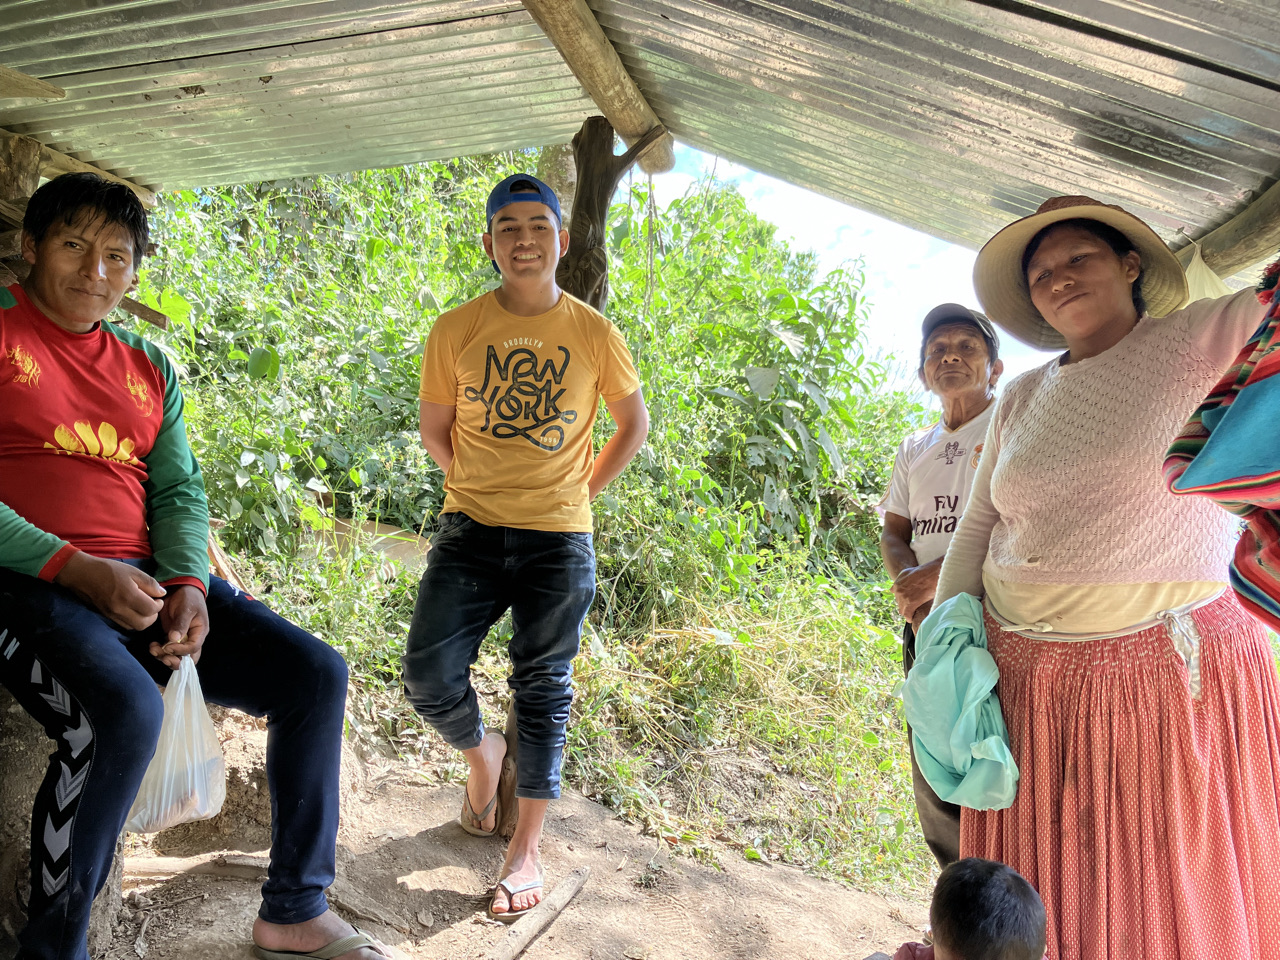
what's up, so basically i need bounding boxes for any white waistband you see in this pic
[985,587,1226,642]
[985,589,1225,700]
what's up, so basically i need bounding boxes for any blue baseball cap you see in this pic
[486,173,562,230]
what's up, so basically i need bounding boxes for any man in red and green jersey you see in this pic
[0,174,389,960]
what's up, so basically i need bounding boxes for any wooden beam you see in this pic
[520,0,675,174]
[0,229,19,260]
[1177,177,1280,278]
[117,296,169,331]
[0,129,158,208]
[0,65,65,102]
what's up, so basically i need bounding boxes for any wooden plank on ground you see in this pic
[487,866,591,960]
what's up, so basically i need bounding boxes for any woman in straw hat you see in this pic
[933,195,1280,958]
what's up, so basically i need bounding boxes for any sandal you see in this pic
[486,865,545,924]
[458,730,505,837]
[252,926,382,959]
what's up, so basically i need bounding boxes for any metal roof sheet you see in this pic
[1,0,1276,263]
[0,1,596,189]
[590,0,1280,255]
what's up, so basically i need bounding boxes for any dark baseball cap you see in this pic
[486,173,562,230]
[920,303,1000,367]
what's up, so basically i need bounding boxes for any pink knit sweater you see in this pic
[936,289,1268,603]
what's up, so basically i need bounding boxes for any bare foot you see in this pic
[462,730,507,833]
[490,850,544,917]
[252,909,392,959]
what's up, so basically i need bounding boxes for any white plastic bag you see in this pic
[124,656,226,834]
[1185,239,1232,303]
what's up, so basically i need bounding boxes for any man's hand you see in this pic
[54,552,165,632]
[909,600,933,634]
[153,585,210,669]
[891,557,942,620]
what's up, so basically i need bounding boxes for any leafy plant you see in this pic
[133,154,932,889]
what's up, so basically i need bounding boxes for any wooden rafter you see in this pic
[1177,177,1280,280]
[520,0,675,174]
[0,129,157,208]
[0,65,65,103]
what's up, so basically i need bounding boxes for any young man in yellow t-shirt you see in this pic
[404,174,649,921]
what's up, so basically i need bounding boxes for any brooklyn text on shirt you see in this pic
[502,336,545,350]
[464,344,578,451]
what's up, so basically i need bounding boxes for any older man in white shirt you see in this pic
[879,303,1003,866]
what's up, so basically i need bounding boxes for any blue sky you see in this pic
[641,144,1057,393]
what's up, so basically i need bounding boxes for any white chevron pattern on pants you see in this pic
[62,715,91,760]
[41,863,68,897]
[54,761,90,812]
[43,815,71,861]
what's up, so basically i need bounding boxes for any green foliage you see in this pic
[134,154,931,888]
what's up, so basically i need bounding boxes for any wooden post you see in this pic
[495,699,521,840]
[0,134,40,205]
[520,0,675,174]
[556,117,666,312]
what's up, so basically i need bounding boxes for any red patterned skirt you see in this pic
[961,593,1280,959]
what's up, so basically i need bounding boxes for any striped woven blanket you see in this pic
[1165,259,1280,629]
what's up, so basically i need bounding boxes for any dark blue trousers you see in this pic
[402,512,596,800]
[0,565,348,960]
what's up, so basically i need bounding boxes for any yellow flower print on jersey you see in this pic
[126,371,154,417]
[44,420,143,466]
[6,345,41,388]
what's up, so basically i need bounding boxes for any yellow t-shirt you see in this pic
[419,290,640,531]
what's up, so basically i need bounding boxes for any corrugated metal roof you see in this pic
[590,0,1280,254]
[0,1,596,189]
[1,0,1276,261]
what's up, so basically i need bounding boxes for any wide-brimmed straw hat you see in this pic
[972,195,1189,351]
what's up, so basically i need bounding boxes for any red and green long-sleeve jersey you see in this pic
[0,283,209,591]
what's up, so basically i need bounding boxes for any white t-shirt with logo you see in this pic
[879,403,994,567]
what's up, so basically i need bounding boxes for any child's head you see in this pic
[929,858,1046,960]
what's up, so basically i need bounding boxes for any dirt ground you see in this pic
[98,713,929,960]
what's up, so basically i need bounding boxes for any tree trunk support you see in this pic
[520,0,674,174]
[556,117,666,312]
